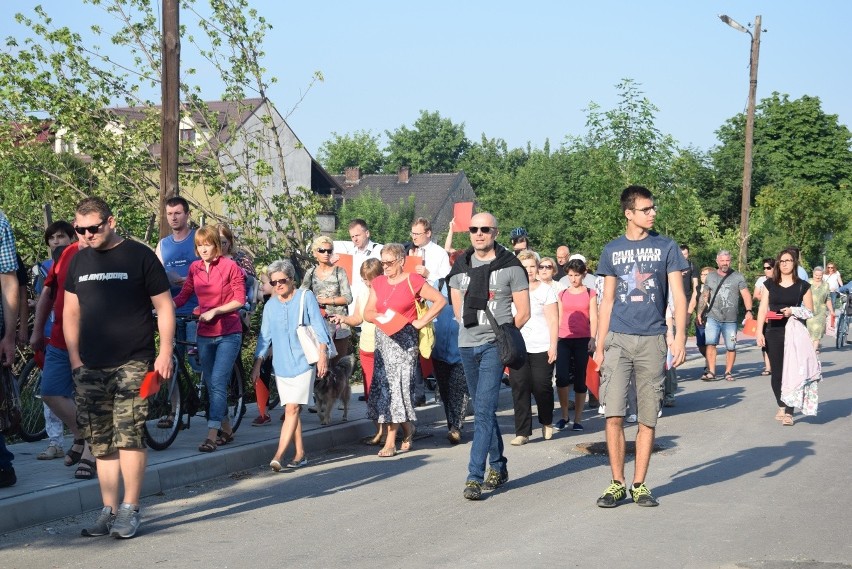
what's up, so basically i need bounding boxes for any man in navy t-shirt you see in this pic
[593,186,687,509]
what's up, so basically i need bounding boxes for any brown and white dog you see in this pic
[313,354,353,426]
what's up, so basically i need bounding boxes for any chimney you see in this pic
[344,166,360,184]
[397,166,410,184]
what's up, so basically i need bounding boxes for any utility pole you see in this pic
[159,0,180,238]
[720,14,762,273]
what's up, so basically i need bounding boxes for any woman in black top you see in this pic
[755,248,814,426]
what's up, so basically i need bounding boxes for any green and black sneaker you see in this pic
[483,468,509,491]
[630,482,659,507]
[596,480,627,508]
[463,480,482,500]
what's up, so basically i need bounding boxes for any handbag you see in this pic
[407,276,435,359]
[484,306,527,369]
[296,290,326,365]
[0,366,22,436]
[701,270,733,322]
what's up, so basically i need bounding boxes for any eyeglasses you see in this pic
[468,226,495,234]
[779,259,794,264]
[410,231,426,237]
[827,266,835,270]
[539,264,554,270]
[269,278,290,286]
[74,219,108,235]
[316,248,333,254]
[381,259,400,267]
[631,205,658,215]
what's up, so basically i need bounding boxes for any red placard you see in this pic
[335,253,354,284]
[742,319,758,336]
[586,357,600,400]
[139,371,163,399]
[453,202,474,231]
[374,309,409,337]
[403,255,423,274]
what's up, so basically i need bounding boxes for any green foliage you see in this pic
[385,110,470,173]
[335,189,416,245]
[317,130,384,175]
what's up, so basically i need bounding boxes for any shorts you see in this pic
[599,332,665,428]
[73,360,150,458]
[40,345,74,398]
[704,318,738,351]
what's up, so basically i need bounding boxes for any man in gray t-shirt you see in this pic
[448,212,529,500]
[697,250,753,381]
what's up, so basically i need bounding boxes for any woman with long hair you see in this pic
[755,248,815,426]
[753,258,775,375]
[806,266,833,353]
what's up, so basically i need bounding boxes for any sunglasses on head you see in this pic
[269,278,290,286]
[74,219,108,235]
[468,226,494,234]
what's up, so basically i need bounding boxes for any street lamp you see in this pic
[719,14,762,273]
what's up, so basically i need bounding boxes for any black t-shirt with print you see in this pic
[65,239,170,368]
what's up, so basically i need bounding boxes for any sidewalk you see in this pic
[0,333,744,534]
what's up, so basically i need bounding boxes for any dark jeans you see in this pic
[508,351,554,435]
[459,342,507,484]
[765,326,794,414]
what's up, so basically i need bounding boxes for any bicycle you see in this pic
[14,356,48,442]
[835,293,850,350]
[143,316,246,450]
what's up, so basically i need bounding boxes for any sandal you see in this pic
[760,369,771,376]
[700,372,716,381]
[74,458,97,480]
[782,414,794,426]
[377,447,397,457]
[775,407,786,421]
[198,439,217,453]
[157,414,176,429]
[724,372,735,381]
[216,431,235,446]
[65,438,85,467]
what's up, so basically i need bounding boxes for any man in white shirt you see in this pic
[333,219,383,315]
[408,217,451,286]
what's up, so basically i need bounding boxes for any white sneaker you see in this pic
[658,409,663,418]
[626,414,637,423]
[598,405,606,414]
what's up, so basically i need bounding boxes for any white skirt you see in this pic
[275,368,315,405]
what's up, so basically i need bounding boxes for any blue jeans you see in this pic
[459,342,506,484]
[197,333,242,429]
[0,433,13,469]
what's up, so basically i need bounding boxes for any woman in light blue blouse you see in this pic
[251,259,332,471]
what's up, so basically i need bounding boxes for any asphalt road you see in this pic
[1,339,850,569]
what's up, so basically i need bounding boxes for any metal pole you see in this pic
[159,0,180,239]
[737,15,761,273]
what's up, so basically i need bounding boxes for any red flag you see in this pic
[139,371,163,399]
[586,357,600,400]
[255,377,270,417]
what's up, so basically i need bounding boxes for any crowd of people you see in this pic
[0,185,845,537]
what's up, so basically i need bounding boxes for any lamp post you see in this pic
[719,14,762,273]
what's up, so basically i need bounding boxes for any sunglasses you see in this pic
[763,266,772,270]
[468,226,494,234]
[74,219,108,235]
[381,259,400,267]
[316,248,333,254]
[269,278,290,286]
[539,264,554,269]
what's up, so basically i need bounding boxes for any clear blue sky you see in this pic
[2,1,850,157]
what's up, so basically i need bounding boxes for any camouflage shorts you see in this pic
[73,360,150,457]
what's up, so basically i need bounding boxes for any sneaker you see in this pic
[463,480,482,500]
[630,482,659,507]
[286,456,308,469]
[658,408,663,418]
[447,428,462,445]
[510,435,528,446]
[357,395,366,401]
[626,414,637,423]
[251,414,271,426]
[110,503,141,539]
[598,405,606,414]
[81,506,115,537]
[663,398,675,408]
[483,467,509,490]
[0,466,15,488]
[572,422,584,432]
[596,480,627,508]
[555,418,569,430]
[38,443,65,460]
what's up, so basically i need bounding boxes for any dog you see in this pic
[313,354,353,426]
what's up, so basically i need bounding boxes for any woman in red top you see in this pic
[174,226,246,452]
[364,243,445,457]
[554,258,598,431]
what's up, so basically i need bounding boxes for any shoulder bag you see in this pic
[484,306,527,369]
[408,276,435,359]
[701,270,733,322]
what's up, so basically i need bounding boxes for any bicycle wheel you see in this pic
[836,314,846,350]
[143,364,183,451]
[16,358,48,442]
[227,361,246,432]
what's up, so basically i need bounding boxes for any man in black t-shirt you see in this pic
[680,244,698,317]
[64,197,174,539]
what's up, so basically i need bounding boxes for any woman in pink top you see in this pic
[554,258,598,431]
[174,226,246,453]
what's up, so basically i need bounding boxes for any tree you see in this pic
[385,110,470,173]
[335,189,416,245]
[317,130,384,175]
